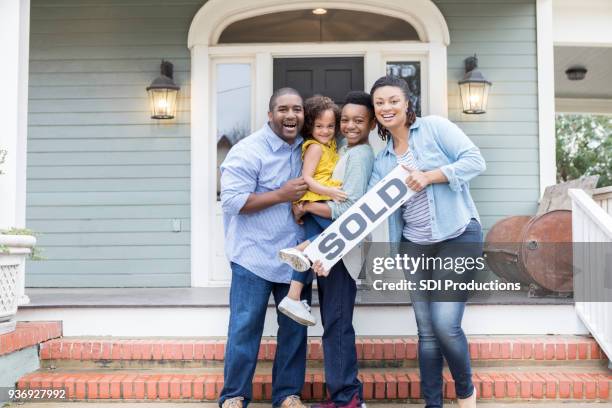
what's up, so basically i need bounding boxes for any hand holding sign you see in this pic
[403,165,430,192]
[303,165,417,272]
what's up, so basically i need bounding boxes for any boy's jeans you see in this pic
[219,262,311,408]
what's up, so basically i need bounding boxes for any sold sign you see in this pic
[303,165,415,271]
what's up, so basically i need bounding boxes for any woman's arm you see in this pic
[302,144,347,201]
[431,116,486,192]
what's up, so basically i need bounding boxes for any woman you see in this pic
[367,75,485,408]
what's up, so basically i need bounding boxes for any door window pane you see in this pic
[386,61,421,116]
[216,63,252,198]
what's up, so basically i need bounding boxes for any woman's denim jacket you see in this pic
[367,116,486,243]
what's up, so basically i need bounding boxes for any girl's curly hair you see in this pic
[303,95,341,139]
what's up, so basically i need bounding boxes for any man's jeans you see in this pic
[219,262,312,408]
[317,259,362,405]
[401,219,483,408]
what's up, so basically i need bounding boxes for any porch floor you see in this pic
[21,287,573,308]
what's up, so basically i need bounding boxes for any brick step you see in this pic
[40,336,608,365]
[17,369,612,402]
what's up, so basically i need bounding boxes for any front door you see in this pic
[273,57,364,104]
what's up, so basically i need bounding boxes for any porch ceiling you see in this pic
[555,46,612,99]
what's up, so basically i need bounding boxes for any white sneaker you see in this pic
[278,297,316,326]
[278,248,311,272]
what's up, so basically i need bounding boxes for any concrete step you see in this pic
[39,336,609,369]
[16,368,612,402]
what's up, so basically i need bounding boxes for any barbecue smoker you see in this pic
[484,210,573,297]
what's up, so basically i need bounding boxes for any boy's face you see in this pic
[268,94,304,143]
[340,104,375,146]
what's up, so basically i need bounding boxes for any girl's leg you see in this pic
[278,269,316,326]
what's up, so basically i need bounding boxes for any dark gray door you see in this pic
[273,57,364,105]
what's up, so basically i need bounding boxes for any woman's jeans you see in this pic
[290,214,333,285]
[401,219,483,408]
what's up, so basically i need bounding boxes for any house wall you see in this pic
[26,0,539,287]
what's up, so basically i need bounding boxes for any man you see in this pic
[219,88,310,408]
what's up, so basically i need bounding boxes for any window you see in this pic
[216,63,252,198]
[386,61,422,116]
[219,9,420,43]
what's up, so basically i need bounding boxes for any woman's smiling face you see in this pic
[340,104,374,146]
[372,85,409,131]
[312,109,337,145]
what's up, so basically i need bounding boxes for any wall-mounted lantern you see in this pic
[458,55,492,114]
[147,60,180,119]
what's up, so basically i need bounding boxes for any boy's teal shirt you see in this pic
[367,115,486,243]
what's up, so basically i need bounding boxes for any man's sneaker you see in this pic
[281,395,308,408]
[278,297,316,326]
[279,248,311,272]
[222,396,244,408]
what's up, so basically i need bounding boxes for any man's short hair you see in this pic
[269,87,302,112]
[344,91,375,120]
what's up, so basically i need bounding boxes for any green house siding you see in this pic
[26,0,539,287]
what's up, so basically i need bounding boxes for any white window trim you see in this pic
[189,0,450,287]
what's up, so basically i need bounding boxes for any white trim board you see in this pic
[556,98,612,115]
[188,0,450,286]
[16,304,587,337]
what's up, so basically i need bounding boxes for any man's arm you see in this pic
[220,144,308,215]
[242,178,308,214]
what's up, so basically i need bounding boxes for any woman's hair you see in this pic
[343,91,375,120]
[303,95,341,139]
[369,75,417,141]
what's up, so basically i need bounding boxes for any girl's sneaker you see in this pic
[278,297,316,326]
[278,248,311,272]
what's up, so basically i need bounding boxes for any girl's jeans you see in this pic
[290,214,332,285]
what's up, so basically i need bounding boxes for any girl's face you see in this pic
[372,86,409,131]
[312,109,336,144]
[340,104,375,147]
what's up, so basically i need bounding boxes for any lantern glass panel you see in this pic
[148,88,178,119]
[459,82,490,114]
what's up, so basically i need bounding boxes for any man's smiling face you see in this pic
[268,94,304,143]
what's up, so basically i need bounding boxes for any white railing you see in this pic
[569,188,612,363]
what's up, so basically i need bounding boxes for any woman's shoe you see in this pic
[278,248,312,272]
[457,385,477,408]
[278,297,316,326]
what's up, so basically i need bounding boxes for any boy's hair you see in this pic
[343,91,375,120]
[269,87,302,112]
[303,95,341,139]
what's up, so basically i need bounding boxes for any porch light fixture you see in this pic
[147,60,180,119]
[565,66,587,81]
[458,55,492,114]
[312,8,327,15]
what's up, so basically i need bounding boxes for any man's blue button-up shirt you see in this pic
[220,123,304,283]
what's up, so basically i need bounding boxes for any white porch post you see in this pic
[0,0,31,306]
[0,0,30,230]
[536,0,557,197]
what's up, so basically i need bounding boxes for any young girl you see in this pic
[277,95,346,326]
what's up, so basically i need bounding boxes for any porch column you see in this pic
[0,0,30,230]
